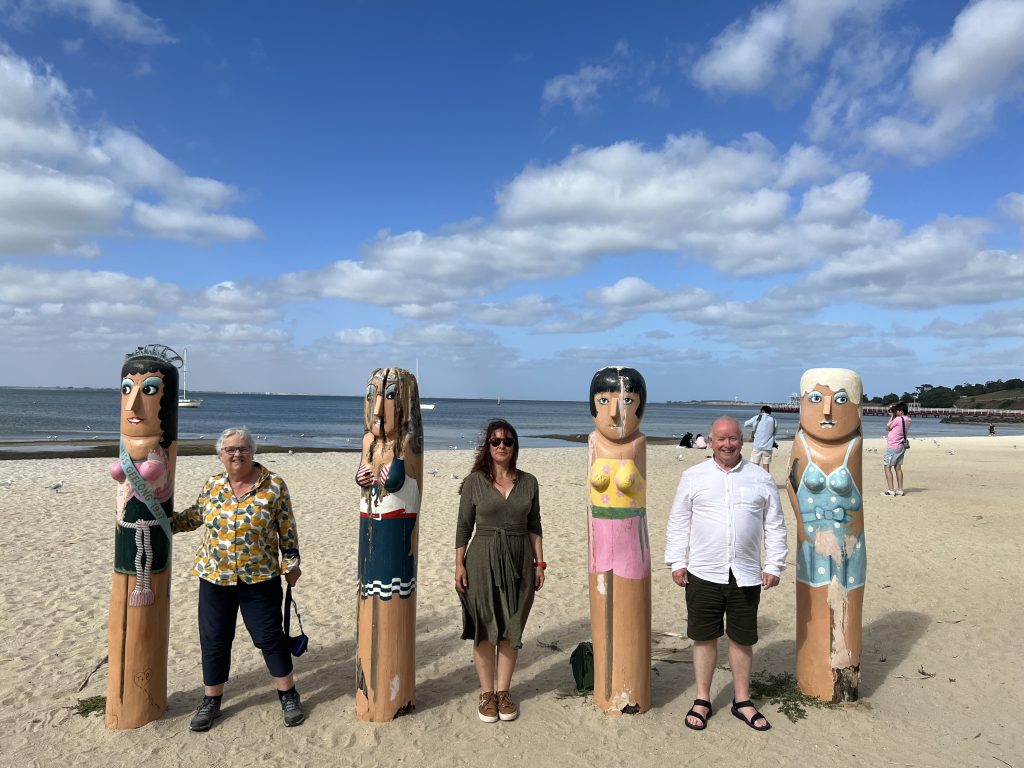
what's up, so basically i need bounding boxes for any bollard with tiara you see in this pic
[586,366,651,715]
[787,367,866,702]
[106,344,179,728]
[354,367,423,721]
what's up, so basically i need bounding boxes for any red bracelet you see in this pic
[534,561,547,569]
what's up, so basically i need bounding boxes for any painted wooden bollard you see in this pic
[106,345,179,728]
[586,366,651,714]
[355,367,423,721]
[787,368,866,702]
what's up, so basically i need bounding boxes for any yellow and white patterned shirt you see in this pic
[173,464,300,585]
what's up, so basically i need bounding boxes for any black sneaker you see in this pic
[281,690,305,727]
[189,696,221,732]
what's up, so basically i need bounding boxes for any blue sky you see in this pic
[1,0,1023,402]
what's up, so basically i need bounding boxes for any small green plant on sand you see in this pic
[73,696,106,717]
[749,672,838,723]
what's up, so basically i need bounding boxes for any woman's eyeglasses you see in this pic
[222,447,252,455]
[489,437,515,447]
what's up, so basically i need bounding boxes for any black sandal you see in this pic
[684,698,713,731]
[731,699,770,731]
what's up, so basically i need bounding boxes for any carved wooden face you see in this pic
[800,383,860,441]
[592,389,641,442]
[120,371,165,440]
[365,368,398,441]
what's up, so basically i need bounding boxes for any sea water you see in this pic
[0,387,1017,453]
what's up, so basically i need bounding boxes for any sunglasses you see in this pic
[489,437,515,447]
[222,447,252,455]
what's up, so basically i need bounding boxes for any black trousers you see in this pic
[198,577,293,686]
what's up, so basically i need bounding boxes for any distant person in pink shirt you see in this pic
[881,402,911,496]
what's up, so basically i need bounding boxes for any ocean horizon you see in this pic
[2,386,1018,455]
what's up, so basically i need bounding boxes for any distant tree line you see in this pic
[866,379,1024,408]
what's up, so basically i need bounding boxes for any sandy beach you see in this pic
[1,434,1020,767]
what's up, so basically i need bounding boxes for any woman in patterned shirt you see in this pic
[172,426,304,731]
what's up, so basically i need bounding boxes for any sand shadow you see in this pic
[858,610,930,696]
[713,609,930,705]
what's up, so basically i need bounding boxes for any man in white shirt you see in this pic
[665,417,788,732]
[743,405,777,471]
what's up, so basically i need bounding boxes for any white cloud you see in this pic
[0,264,180,305]
[466,294,560,326]
[392,302,459,320]
[21,0,175,44]
[132,202,262,243]
[589,276,665,306]
[1002,193,1024,228]
[280,132,908,320]
[0,45,262,254]
[0,162,128,255]
[924,306,1024,339]
[692,0,892,94]
[335,326,389,346]
[805,32,908,146]
[542,41,661,112]
[543,65,616,112]
[156,321,290,345]
[797,172,871,224]
[864,0,1024,162]
[178,281,280,324]
[0,264,185,352]
[798,217,1024,308]
[0,44,80,160]
[777,143,838,187]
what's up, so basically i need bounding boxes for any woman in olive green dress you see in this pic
[455,419,544,723]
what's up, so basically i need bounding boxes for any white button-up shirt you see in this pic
[665,458,788,587]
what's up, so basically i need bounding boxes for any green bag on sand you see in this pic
[570,642,594,692]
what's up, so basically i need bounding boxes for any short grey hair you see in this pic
[216,426,256,455]
[711,416,742,440]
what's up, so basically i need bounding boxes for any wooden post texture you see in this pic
[586,366,651,715]
[355,367,423,721]
[787,367,866,702]
[105,347,178,729]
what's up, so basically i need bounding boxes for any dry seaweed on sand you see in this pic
[749,671,839,723]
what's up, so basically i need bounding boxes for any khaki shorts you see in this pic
[750,448,773,465]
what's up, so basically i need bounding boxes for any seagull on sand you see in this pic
[428,468,439,477]
[0,479,13,487]
[47,480,64,492]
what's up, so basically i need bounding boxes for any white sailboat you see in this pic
[178,348,202,408]
[416,359,436,410]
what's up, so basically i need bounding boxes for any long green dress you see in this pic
[456,471,542,649]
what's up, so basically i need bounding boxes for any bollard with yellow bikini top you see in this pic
[586,366,651,715]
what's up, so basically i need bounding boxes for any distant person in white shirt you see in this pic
[665,417,788,733]
[743,405,777,471]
